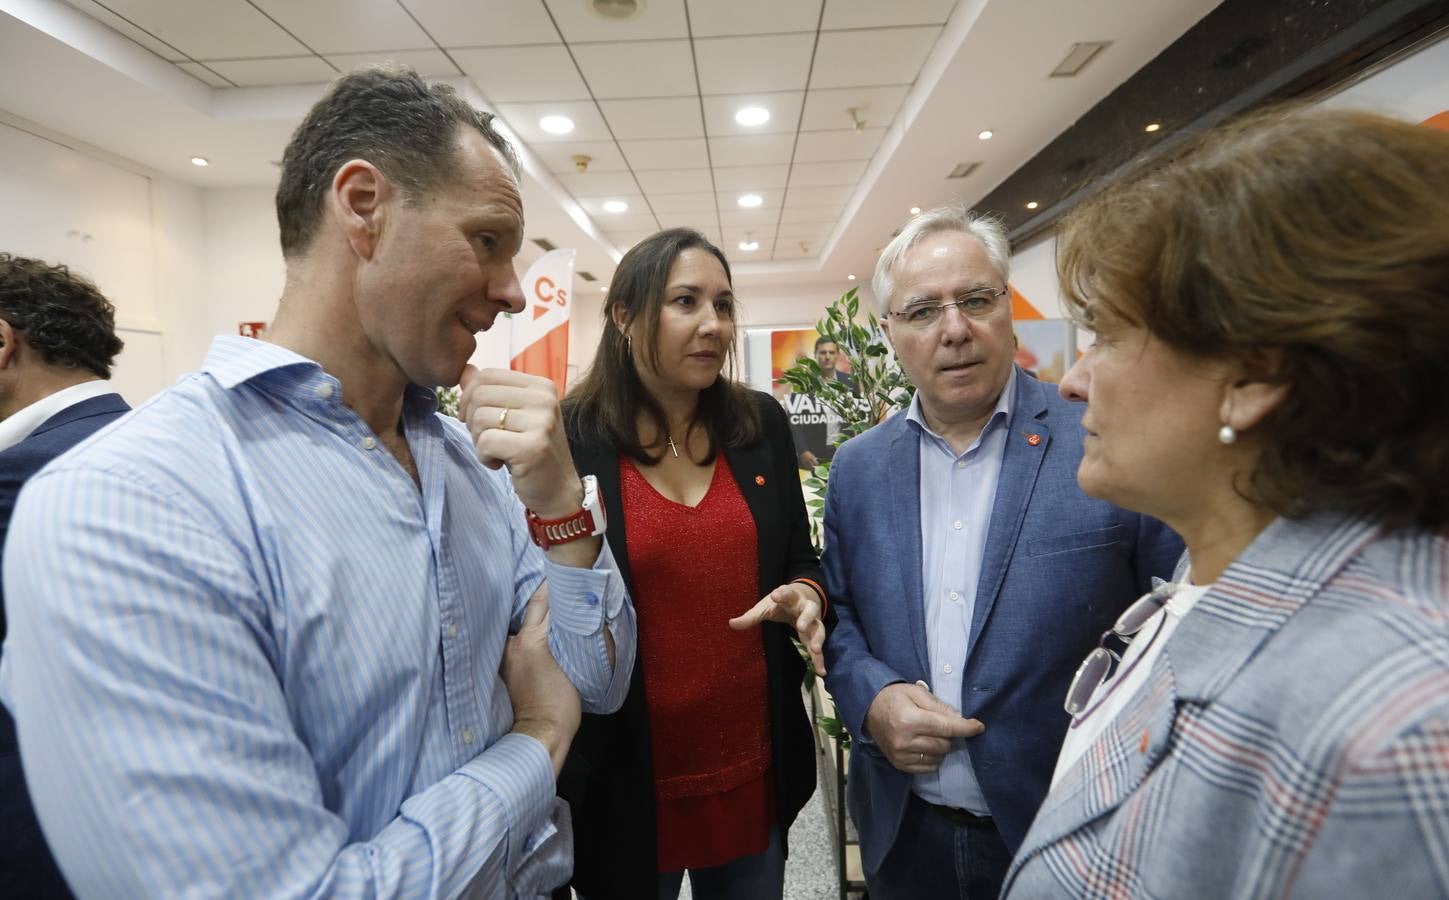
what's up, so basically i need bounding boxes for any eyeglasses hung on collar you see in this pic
[1063,580,1178,722]
[884,286,1009,329]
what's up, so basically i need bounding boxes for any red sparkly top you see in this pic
[620,453,773,872]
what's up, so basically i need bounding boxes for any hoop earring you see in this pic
[1218,424,1237,445]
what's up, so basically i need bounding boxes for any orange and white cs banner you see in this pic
[510,248,576,397]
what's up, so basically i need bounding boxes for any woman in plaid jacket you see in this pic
[1004,106,1449,899]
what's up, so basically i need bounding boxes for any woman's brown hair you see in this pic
[565,227,762,463]
[1057,106,1449,530]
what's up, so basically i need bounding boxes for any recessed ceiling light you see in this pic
[909,206,921,215]
[978,129,994,140]
[847,274,857,281]
[1144,122,1161,133]
[738,194,763,208]
[735,106,770,127]
[539,115,575,135]
[738,240,759,251]
[602,200,628,213]
[190,156,209,167]
[1026,201,1039,210]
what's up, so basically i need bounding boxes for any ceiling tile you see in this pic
[713,165,790,190]
[326,49,459,77]
[405,0,560,47]
[687,0,821,37]
[599,97,703,140]
[579,193,648,216]
[771,240,819,259]
[556,172,643,196]
[646,192,717,213]
[701,92,804,137]
[708,133,795,167]
[591,211,659,230]
[571,41,696,99]
[722,225,777,243]
[785,184,854,206]
[780,205,844,224]
[812,27,941,89]
[494,100,612,142]
[821,0,958,30]
[206,56,337,87]
[64,0,188,60]
[606,228,663,246]
[532,141,629,174]
[635,169,715,193]
[544,0,687,42]
[718,207,779,227]
[801,85,909,132]
[96,0,309,60]
[718,188,785,210]
[694,34,813,96]
[787,160,867,186]
[620,138,709,170]
[453,46,590,102]
[176,62,233,87]
[250,0,433,54]
[793,127,884,162]
[776,221,836,239]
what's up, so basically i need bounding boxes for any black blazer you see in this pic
[1,390,129,900]
[558,390,821,898]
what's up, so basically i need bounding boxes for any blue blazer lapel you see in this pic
[966,372,1049,660]
[29,393,129,439]
[887,419,931,678]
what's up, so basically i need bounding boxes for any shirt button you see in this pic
[953,520,963,531]
[361,436,377,450]
[584,593,599,607]
[462,728,474,746]
[956,460,966,469]
[447,623,458,639]
[949,590,960,601]
[944,664,954,675]
[316,383,333,399]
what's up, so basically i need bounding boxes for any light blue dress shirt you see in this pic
[907,368,1016,815]
[0,336,636,899]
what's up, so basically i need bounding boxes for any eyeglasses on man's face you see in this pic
[884,286,1009,330]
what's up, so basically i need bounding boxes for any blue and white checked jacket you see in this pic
[1005,513,1449,899]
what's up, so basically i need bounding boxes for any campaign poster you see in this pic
[771,329,854,470]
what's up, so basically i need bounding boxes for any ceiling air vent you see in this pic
[1050,41,1111,78]
[947,161,981,179]
[531,237,557,251]
[578,271,598,282]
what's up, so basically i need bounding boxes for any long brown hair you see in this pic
[1057,106,1449,530]
[565,228,762,464]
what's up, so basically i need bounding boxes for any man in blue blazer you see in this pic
[0,253,127,898]
[821,208,1181,899]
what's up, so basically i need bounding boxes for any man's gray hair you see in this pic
[871,205,1011,315]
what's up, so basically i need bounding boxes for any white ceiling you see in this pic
[0,0,1225,291]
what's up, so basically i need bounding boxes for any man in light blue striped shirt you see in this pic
[0,68,635,898]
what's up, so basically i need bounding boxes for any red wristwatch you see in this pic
[526,474,607,549]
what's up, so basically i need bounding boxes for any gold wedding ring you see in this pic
[497,408,509,429]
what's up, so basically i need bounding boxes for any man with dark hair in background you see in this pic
[1,67,635,898]
[0,252,128,898]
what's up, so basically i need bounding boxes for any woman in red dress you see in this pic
[558,228,826,900]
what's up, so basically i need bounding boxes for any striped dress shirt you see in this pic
[0,336,635,899]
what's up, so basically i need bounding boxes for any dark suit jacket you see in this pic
[1,391,129,899]
[821,370,1182,873]
[558,390,821,899]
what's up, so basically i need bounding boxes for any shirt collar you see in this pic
[905,365,1017,451]
[201,335,439,419]
[0,379,118,453]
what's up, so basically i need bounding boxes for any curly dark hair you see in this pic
[0,253,123,379]
[1057,106,1449,531]
[275,65,519,258]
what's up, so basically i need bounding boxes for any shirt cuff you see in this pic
[543,540,623,636]
[458,732,556,877]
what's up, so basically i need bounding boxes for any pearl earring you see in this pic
[1218,424,1237,445]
